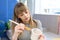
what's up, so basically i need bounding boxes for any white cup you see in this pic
[31,28,42,40]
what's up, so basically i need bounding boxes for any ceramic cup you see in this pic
[31,28,42,40]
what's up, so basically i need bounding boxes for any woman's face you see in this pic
[18,9,30,23]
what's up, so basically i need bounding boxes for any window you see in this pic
[35,0,60,15]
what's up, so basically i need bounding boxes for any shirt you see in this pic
[7,19,43,40]
[7,20,43,40]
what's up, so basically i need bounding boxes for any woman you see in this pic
[11,2,44,40]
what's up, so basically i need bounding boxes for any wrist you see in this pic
[12,33,18,40]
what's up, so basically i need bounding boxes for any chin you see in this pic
[25,20,29,22]
[25,19,29,22]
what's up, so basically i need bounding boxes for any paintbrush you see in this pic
[9,19,31,31]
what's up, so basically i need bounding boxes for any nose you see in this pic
[23,13,27,17]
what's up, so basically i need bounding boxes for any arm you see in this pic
[12,32,19,40]
[7,28,13,40]
[37,20,45,40]
[11,23,25,40]
[37,20,43,32]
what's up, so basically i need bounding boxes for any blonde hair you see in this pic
[12,2,37,33]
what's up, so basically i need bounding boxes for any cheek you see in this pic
[20,17,25,21]
[28,14,30,18]
[27,13,30,17]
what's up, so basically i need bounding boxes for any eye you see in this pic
[20,14,23,16]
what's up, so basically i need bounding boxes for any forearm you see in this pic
[12,33,18,40]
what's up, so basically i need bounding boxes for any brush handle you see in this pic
[9,19,31,31]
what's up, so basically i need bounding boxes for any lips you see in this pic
[25,18,28,20]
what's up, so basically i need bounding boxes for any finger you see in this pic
[18,28,24,31]
[16,24,25,29]
[38,35,45,39]
[19,23,25,27]
[16,30,23,33]
[15,26,24,30]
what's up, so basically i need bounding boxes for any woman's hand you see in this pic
[12,23,25,40]
[38,34,45,40]
[14,23,25,34]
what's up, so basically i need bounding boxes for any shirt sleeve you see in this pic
[7,29,12,40]
[36,20,43,32]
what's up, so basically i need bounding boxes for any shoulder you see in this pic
[33,19,42,24]
[33,19,42,27]
[33,19,43,31]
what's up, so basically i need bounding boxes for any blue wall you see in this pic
[0,0,17,22]
[0,0,17,37]
[8,0,17,21]
[0,0,7,22]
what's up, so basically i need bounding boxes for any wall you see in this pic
[0,0,7,22]
[8,0,17,20]
[0,0,17,37]
[0,0,17,22]
[33,14,58,34]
